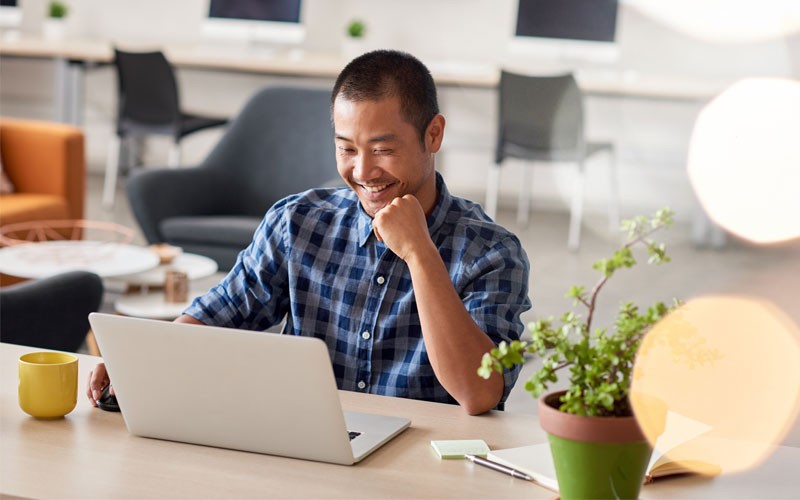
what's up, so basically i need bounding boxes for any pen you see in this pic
[465,454,534,481]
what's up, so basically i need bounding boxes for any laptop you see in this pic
[88,313,411,465]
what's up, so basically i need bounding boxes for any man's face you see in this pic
[333,95,444,218]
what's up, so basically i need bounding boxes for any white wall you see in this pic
[2,0,798,220]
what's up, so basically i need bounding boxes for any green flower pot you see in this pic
[539,391,654,500]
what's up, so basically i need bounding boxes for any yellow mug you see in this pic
[18,352,78,419]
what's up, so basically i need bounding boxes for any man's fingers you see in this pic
[87,371,101,407]
[86,363,109,406]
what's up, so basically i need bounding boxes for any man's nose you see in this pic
[353,153,376,180]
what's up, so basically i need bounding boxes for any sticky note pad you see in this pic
[430,439,489,459]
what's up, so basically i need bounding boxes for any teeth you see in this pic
[363,184,390,193]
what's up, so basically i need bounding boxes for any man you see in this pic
[88,50,530,415]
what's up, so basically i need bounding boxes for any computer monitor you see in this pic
[202,0,304,46]
[509,0,620,65]
[0,0,22,29]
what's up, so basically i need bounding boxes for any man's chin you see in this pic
[363,202,387,218]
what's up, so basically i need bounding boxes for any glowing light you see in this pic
[631,296,800,474]
[687,78,800,244]
[625,0,800,43]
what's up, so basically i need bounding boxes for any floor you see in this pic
[86,170,800,445]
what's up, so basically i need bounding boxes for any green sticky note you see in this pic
[430,439,489,459]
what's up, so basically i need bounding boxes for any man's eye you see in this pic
[374,149,392,155]
[338,147,355,153]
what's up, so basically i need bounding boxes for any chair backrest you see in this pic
[0,271,103,352]
[201,85,340,214]
[496,70,586,162]
[114,48,181,133]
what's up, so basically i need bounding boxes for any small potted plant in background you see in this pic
[479,208,678,499]
[342,18,367,59]
[43,1,69,40]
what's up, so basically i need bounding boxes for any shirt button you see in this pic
[361,331,371,340]
[376,276,386,285]
[357,381,366,390]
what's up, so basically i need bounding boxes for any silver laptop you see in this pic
[88,313,410,465]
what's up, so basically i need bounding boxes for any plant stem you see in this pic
[584,225,662,337]
[585,275,608,338]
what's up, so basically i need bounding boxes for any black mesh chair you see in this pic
[487,70,619,250]
[0,271,104,353]
[126,85,341,271]
[103,48,228,208]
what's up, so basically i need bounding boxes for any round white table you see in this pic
[113,287,212,320]
[112,253,220,319]
[0,241,160,279]
[108,253,218,287]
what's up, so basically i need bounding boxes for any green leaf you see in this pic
[478,206,679,417]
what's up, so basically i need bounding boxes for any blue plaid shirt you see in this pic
[184,174,531,405]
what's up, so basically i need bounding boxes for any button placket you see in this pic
[354,250,396,397]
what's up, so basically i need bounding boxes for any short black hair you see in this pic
[332,50,439,143]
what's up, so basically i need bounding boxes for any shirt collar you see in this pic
[356,172,451,248]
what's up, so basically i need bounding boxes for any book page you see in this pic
[487,443,559,492]
[647,410,718,479]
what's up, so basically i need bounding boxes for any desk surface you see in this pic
[2,342,796,498]
[0,35,731,100]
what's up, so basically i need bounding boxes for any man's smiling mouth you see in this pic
[361,183,394,193]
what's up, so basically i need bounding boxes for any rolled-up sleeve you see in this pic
[183,200,291,330]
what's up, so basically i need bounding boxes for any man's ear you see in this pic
[426,114,446,153]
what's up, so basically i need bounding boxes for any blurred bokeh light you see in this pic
[625,0,800,43]
[631,296,800,473]
[687,78,800,244]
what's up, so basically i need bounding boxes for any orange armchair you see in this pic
[0,117,85,227]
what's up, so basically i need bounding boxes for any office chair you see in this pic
[0,271,104,353]
[487,70,619,251]
[103,48,228,209]
[126,85,342,271]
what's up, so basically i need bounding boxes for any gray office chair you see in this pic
[0,271,104,353]
[487,70,619,250]
[126,85,341,271]
[103,48,229,209]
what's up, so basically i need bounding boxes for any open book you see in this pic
[487,411,722,493]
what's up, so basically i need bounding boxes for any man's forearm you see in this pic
[405,245,505,415]
[175,314,205,325]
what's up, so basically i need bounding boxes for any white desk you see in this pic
[1,343,797,499]
[0,35,731,125]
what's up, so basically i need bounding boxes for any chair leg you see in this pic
[568,161,586,251]
[168,141,182,167]
[485,163,501,219]
[517,163,532,227]
[125,136,144,172]
[103,135,122,209]
[607,147,620,235]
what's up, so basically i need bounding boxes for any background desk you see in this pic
[0,35,730,126]
[2,343,797,498]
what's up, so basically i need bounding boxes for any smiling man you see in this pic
[88,50,530,415]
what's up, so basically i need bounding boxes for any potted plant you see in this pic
[479,208,677,499]
[342,18,367,59]
[43,1,69,40]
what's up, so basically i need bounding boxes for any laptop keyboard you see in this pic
[348,431,361,441]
